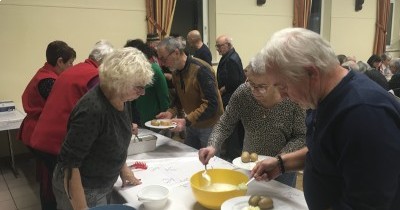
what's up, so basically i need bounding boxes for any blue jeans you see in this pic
[53,164,112,210]
[184,126,213,149]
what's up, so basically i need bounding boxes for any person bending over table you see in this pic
[199,54,306,187]
[252,28,400,210]
[52,48,154,210]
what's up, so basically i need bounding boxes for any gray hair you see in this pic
[357,61,371,73]
[260,28,339,82]
[248,52,266,74]
[99,47,154,97]
[389,58,400,74]
[158,36,186,53]
[342,60,359,72]
[89,40,114,64]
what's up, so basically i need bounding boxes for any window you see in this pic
[308,0,322,34]
[386,0,395,46]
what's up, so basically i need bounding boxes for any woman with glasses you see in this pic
[199,53,306,187]
[52,48,154,210]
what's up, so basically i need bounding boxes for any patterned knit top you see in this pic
[208,84,306,156]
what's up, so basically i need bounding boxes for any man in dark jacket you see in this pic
[216,35,245,160]
[216,35,245,107]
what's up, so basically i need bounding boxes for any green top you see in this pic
[136,62,170,126]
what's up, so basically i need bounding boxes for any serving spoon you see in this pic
[202,164,211,186]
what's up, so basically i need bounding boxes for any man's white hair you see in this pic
[260,28,339,81]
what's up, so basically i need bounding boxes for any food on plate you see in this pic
[248,195,261,206]
[150,119,161,126]
[246,206,261,210]
[250,152,258,162]
[258,196,273,209]
[159,120,173,126]
[247,195,273,210]
[241,151,251,163]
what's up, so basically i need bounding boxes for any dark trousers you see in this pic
[29,147,57,210]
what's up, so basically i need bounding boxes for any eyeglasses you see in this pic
[159,50,175,63]
[245,79,269,93]
[215,43,228,48]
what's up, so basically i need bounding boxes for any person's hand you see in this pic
[131,123,138,135]
[156,111,173,119]
[120,165,142,187]
[198,146,216,165]
[170,118,185,132]
[164,73,172,81]
[219,86,226,95]
[251,157,281,182]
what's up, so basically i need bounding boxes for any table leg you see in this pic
[7,130,19,177]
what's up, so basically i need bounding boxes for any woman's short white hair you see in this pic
[99,47,154,96]
[89,40,114,64]
[248,52,266,74]
[260,28,339,82]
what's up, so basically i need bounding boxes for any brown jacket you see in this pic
[167,57,223,128]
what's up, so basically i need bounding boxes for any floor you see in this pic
[0,134,303,210]
[0,156,41,210]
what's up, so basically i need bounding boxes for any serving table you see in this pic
[114,128,308,209]
[0,109,25,177]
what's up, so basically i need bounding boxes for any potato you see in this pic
[250,152,258,162]
[248,195,261,206]
[151,120,160,126]
[258,196,273,209]
[241,151,250,163]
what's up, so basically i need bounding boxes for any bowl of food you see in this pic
[137,185,169,209]
[190,168,248,209]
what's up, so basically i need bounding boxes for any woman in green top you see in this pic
[125,39,170,126]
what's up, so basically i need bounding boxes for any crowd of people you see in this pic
[19,27,400,210]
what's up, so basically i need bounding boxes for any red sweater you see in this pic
[19,63,58,146]
[31,59,99,155]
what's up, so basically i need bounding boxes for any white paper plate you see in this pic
[144,119,177,129]
[221,195,295,210]
[232,155,271,170]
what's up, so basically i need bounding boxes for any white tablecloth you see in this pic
[114,129,308,210]
[0,110,25,131]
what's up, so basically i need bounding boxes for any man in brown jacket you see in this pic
[156,37,223,149]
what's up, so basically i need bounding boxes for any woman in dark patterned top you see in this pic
[199,54,306,187]
[52,48,154,210]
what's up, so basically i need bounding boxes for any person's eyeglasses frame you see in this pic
[245,79,269,93]
[215,42,228,49]
[159,50,175,63]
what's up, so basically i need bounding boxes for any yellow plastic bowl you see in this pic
[190,168,248,209]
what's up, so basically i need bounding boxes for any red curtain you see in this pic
[373,0,390,55]
[293,0,312,28]
[145,0,176,39]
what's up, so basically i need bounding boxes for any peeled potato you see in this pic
[160,120,172,126]
[258,196,273,209]
[241,151,250,163]
[151,120,160,126]
[248,195,261,206]
[250,152,258,162]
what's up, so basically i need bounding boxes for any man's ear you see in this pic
[305,66,319,78]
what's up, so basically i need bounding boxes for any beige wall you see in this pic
[329,0,377,62]
[213,0,293,66]
[0,0,147,157]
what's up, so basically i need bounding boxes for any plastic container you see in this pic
[127,134,157,155]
